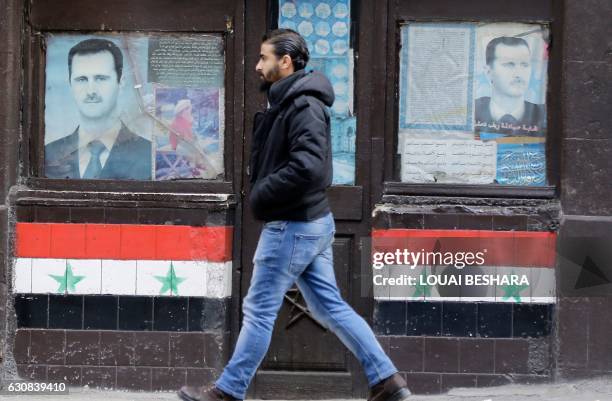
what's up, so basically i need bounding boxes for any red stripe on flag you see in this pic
[16,223,233,262]
[371,229,556,268]
[16,223,50,258]
[86,224,121,259]
[120,225,157,259]
[51,223,87,258]
[373,229,554,239]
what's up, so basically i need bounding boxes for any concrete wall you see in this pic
[0,0,23,379]
[556,0,612,377]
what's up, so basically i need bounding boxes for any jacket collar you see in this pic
[267,69,306,107]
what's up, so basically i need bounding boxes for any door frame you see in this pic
[238,0,383,398]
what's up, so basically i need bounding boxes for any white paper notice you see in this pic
[401,139,497,184]
[403,24,472,127]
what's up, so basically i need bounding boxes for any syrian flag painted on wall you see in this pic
[13,223,232,298]
[371,229,556,304]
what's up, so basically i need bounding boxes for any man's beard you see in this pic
[258,66,280,92]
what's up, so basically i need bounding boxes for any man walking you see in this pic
[178,29,411,401]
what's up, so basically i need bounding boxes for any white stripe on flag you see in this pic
[14,258,232,298]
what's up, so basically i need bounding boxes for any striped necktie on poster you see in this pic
[82,140,106,179]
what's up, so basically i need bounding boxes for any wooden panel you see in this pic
[328,186,363,221]
[239,0,269,350]
[30,0,233,31]
[396,0,552,21]
[262,237,352,371]
[239,0,371,397]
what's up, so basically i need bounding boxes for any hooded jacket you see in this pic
[249,69,335,222]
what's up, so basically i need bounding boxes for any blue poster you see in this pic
[496,142,546,186]
[480,133,547,186]
[280,0,355,185]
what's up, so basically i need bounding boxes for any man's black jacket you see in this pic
[249,69,335,222]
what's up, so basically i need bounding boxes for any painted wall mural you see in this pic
[14,223,232,298]
[371,229,556,304]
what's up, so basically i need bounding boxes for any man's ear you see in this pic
[280,54,293,71]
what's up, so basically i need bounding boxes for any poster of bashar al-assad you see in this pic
[44,33,225,181]
[474,23,548,137]
[44,35,154,180]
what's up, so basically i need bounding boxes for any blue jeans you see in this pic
[215,212,397,399]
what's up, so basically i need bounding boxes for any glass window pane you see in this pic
[44,33,225,181]
[397,22,549,186]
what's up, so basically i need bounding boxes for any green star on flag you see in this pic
[49,261,85,293]
[155,262,186,295]
[501,271,529,303]
[412,270,432,298]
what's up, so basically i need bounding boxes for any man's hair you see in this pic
[262,28,310,71]
[485,36,530,66]
[68,38,123,81]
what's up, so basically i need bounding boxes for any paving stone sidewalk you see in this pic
[4,377,612,401]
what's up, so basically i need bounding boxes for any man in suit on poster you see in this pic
[45,38,152,180]
[475,36,546,136]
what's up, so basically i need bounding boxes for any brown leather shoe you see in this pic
[368,373,411,401]
[177,385,242,401]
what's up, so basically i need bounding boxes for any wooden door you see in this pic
[239,1,379,398]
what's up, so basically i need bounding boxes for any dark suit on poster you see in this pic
[44,124,152,180]
[474,96,546,136]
